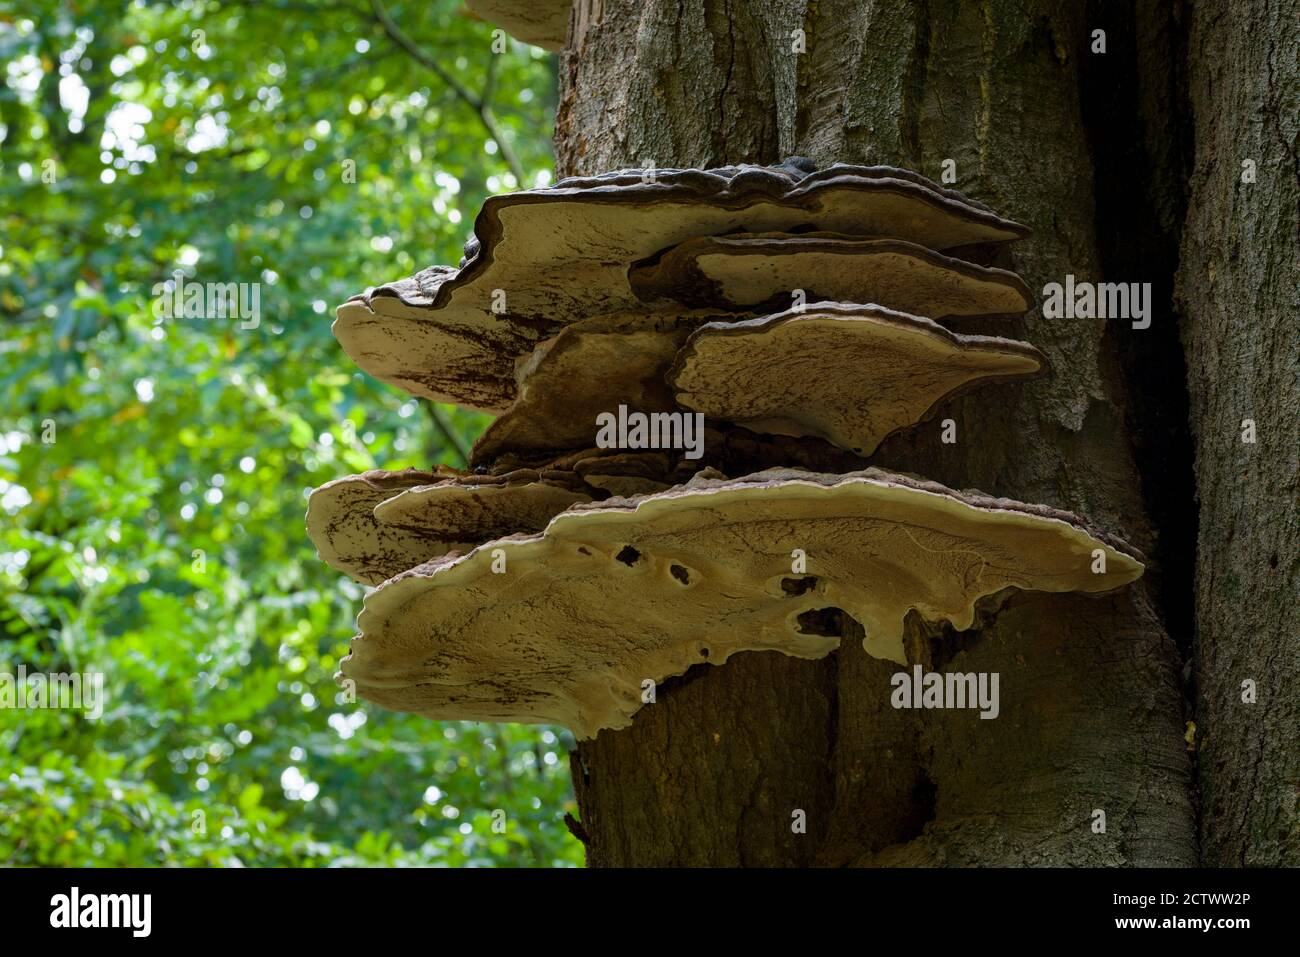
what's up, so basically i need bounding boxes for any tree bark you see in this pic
[550,0,1271,867]
[1177,0,1299,866]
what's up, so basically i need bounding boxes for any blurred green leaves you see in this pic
[0,0,580,866]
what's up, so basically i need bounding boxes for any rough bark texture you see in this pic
[1177,0,1299,866]
[558,0,1214,866]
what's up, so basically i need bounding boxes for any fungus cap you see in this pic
[629,232,1033,319]
[470,312,697,464]
[334,163,1028,410]
[307,468,590,584]
[669,302,1046,456]
[474,299,1042,465]
[306,468,455,586]
[339,467,1142,738]
[465,0,570,51]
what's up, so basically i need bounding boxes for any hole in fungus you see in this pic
[795,607,844,637]
[615,545,641,566]
[781,575,818,596]
[669,563,691,584]
[700,647,710,658]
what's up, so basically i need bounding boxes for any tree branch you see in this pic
[478,52,526,185]
[369,0,527,185]
[371,0,481,107]
[482,42,500,106]
[477,102,527,186]
[424,401,470,466]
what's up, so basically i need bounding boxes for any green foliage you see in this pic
[0,0,581,866]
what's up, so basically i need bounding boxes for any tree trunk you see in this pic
[552,0,1284,867]
[1177,0,1299,866]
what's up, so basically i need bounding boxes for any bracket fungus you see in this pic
[306,468,454,586]
[312,158,1144,741]
[473,300,1044,463]
[469,312,697,464]
[308,467,590,585]
[629,233,1033,318]
[464,0,571,52]
[668,302,1046,456]
[338,468,1143,738]
[333,162,1028,411]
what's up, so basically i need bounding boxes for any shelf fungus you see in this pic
[307,468,590,585]
[314,158,1145,741]
[470,312,698,464]
[337,469,1144,739]
[471,300,1043,463]
[306,468,455,586]
[333,161,1028,411]
[669,302,1046,456]
[463,0,571,52]
[629,233,1033,319]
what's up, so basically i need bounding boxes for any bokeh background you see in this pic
[0,0,582,865]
